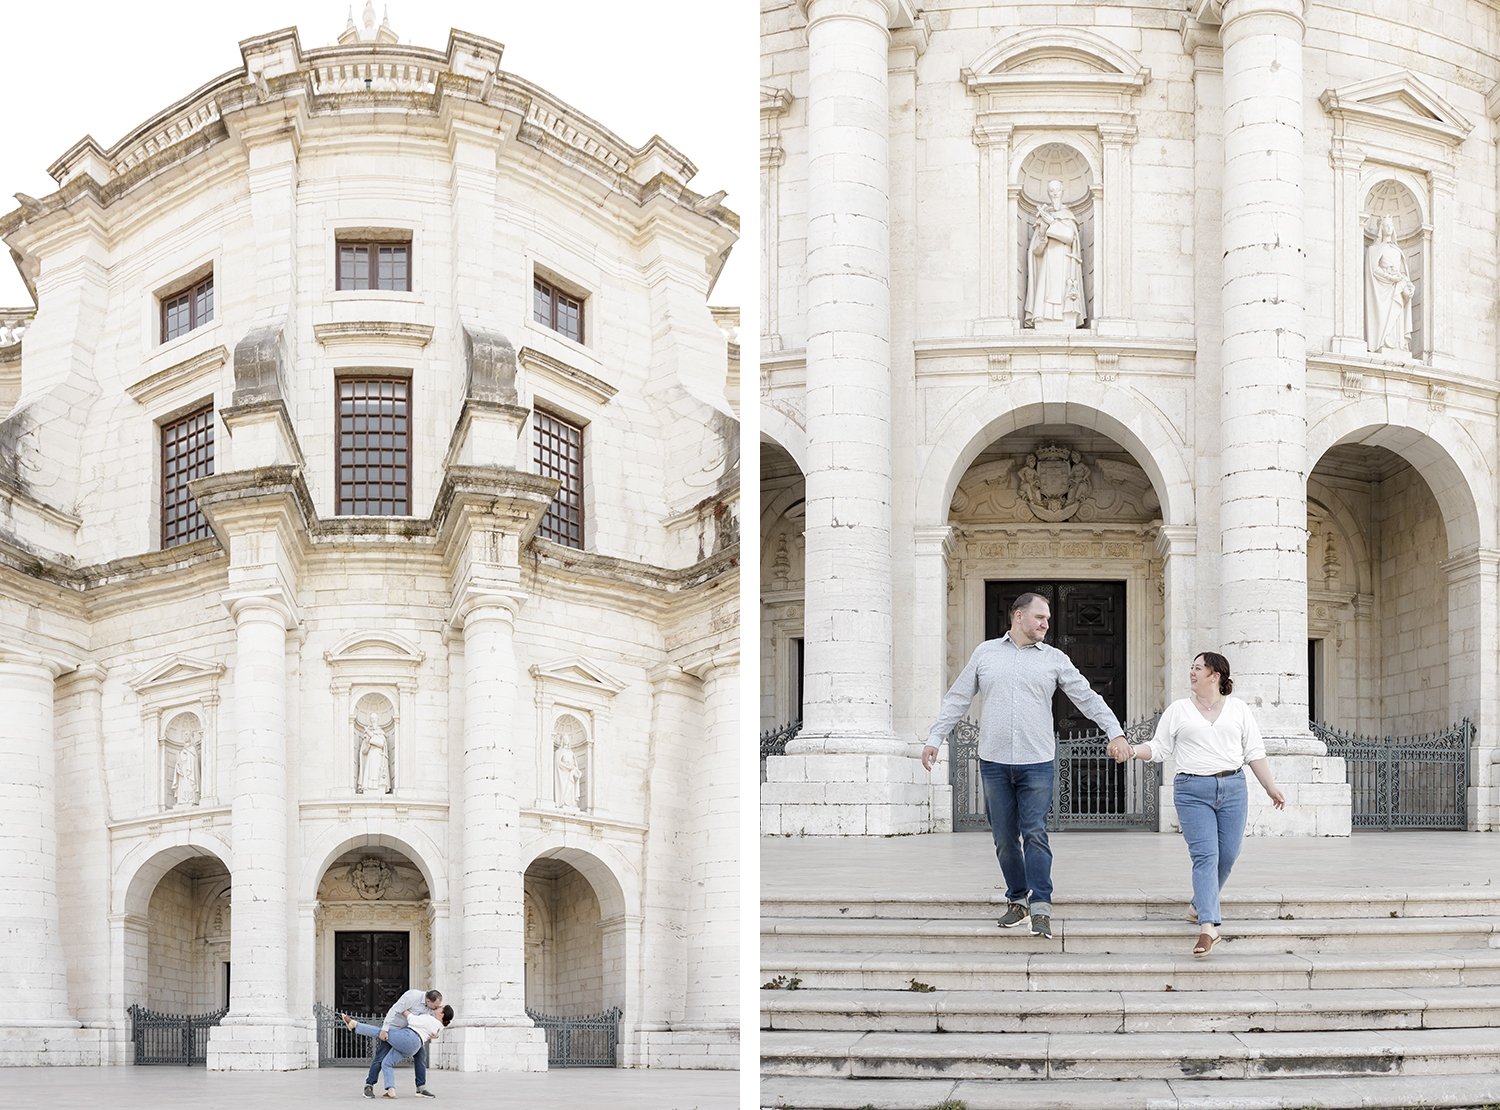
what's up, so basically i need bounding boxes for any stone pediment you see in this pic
[964,28,1150,94]
[324,631,425,668]
[1322,73,1472,148]
[128,654,225,695]
[529,656,626,697]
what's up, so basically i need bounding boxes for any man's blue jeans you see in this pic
[979,758,1056,916]
[1173,771,1248,926]
[365,1033,426,1089]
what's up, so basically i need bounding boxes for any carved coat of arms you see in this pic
[1017,444,1092,522]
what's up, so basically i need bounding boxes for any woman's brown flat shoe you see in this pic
[1193,931,1217,957]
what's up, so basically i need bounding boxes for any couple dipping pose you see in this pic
[924,592,1285,957]
[342,987,452,1099]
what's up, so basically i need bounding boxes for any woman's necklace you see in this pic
[1193,693,1223,714]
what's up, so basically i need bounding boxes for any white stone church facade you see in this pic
[761,0,1500,837]
[0,16,738,1071]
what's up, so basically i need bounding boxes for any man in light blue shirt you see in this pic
[923,592,1125,939]
[363,987,443,1099]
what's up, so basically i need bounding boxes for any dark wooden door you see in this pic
[985,581,1127,732]
[334,931,410,1015]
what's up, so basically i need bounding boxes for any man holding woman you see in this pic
[349,987,448,1099]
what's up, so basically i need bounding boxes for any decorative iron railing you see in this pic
[313,1003,386,1068]
[1312,718,1472,830]
[525,1005,622,1067]
[948,713,1162,832]
[127,1003,227,1066]
[760,720,802,781]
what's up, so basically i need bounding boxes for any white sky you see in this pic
[0,0,756,309]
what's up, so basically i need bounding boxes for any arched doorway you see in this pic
[761,436,805,738]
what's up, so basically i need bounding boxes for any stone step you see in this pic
[760,947,1500,992]
[760,984,1500,1034]
[759,1026,1500,1082]
[758,1072,1500,1110]
[762,913,1500,955]
[761,888,1500,921]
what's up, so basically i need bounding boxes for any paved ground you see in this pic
[1,1066,739,1110]
[761,829,1500,902]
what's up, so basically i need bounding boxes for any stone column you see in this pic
[446,586,546,1071]
[0,647,95,1065]
[208,588,305,1069]
[677,650,738,1069]
[1444,549,1500,829]
[1216,0,1349,835]
[765,0,927,836]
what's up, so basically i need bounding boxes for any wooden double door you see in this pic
[985,580,1128,733]
[334,931,411,1015]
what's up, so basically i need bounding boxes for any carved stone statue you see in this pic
[357,714,391,795]
[1016,444,1093,522]
[170,742,199,808]
[555,743,582,809]
[349,856,393,900]
[1365,215,1414,356]
[1025,180,1086,330]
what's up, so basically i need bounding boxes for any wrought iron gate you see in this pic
[526,1006,621,1067]
[127,1003,227,1065]
[760,720,801,782]
[314,1003,386,1067]
[949,714,1161,832]
[1312,718,1472,829]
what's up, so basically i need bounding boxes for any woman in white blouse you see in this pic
[1115,651,1285,956]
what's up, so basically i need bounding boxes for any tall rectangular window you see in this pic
[534,409,584,548]
[338,377,410,516]
[161,404,214,548]
[532,277,584,343]
[161,274,214,342]
[337,240,411,291]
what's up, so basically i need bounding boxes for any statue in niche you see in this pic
[170,741,199,808]
[555,742,582,810]
[1365,215,1415,356]
[356,712,392,795]
[1025,180,1086,329]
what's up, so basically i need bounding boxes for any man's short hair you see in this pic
[425,989,443,1004]
[1009,592,1048,620]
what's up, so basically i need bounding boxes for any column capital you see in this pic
[0,642,78,678]
[1219,0,1306,33]
[1441,547,1500,578]
[680,646,740,681]
[1153,525,1198,559]
[448,578,526,629]
[801,0,911,32]
[222,584,298,629]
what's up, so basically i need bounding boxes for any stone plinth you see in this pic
[206,1018,314,1071]
[762,751,932,836]
[441,1023,547,1072]
[0,1025,102,1067]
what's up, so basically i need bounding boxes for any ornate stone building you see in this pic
[761,0,1500,836]
[0,13,738,1071]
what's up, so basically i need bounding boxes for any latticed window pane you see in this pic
[161,404,214,547]
[161,275,213,342]
[534,409,584,548]
[337,240,410,291]
[337,377,410,516]
[533,277,584,343]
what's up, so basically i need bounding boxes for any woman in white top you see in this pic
[1116,652,1285,956]
[342,1005,451,1097]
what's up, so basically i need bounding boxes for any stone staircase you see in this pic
[760,887,1500,1109]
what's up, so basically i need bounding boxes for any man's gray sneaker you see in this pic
[1030,913,1052,939]
[997,902,1030,929]
[364,1085,375,1099]
[416,1089,436,1098]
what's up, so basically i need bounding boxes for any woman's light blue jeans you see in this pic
[353,1022,421,1089]
[1173,771,1248,927]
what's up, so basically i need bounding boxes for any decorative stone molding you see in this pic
[128,654,225,813]
[964,29,1149,335]
[530,656,625,814]
[324,631,425,798]
[313,321,434,348]
[125,345,228,407]
[761,85,794,352]
[517,346,617,406]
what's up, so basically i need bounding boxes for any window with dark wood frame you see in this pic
[161,404,214,548]
[160,274,214,342]
[532,276,584,343]
[534,409,584,548]
[336,240,411,291]
[337,377,410,516]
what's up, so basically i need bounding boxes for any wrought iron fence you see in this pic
[760,720,802,781]
[948,713,1162,832]
[526,1005,622,1067]
[1312,718,1472,830]
[313,1003,387,1068]
[127,1003,227,1066]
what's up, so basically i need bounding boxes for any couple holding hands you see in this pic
[924,592,1285,957]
